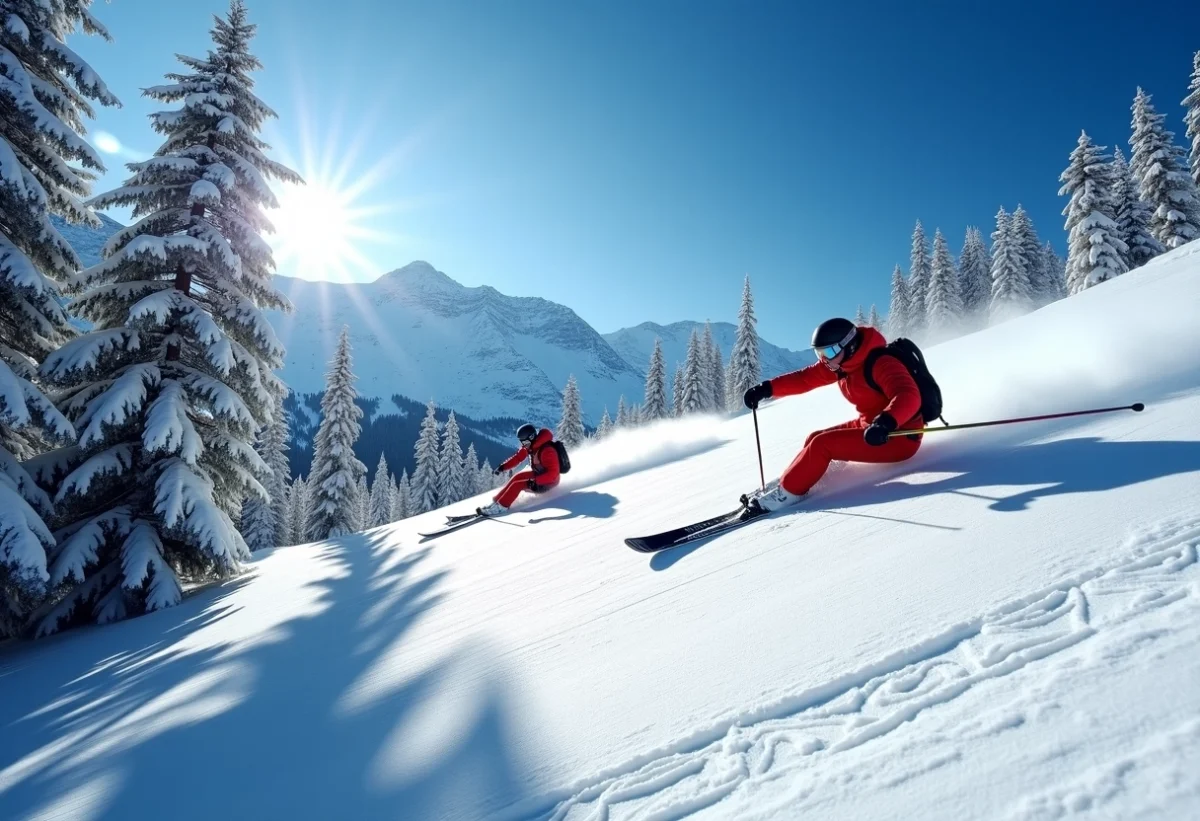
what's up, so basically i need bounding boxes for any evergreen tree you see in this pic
[35,1,300,632]
[887,265,909,338]
[474,461,494,496]
[368,453,393,527]
[355,473,369,531]
[305,328,366,539]
[1041,242,1067,303]
[853,305,866,326]
[1130,88,1200,249]
[410,401,440,514]
[989,206,1032,321]
[615,395,629,429]
[926,229,963,336]
[1186,50,1200,189]
[629,404,643,427]
[643,338,668,422]
[726,275,761,411]
[438,411,466,504]
[672,364,685,417]
[709,333,726,414]
[908,221,930,334]
[558,375,584,447]
[1112,147,1165,271]
[240,393,288,551]
[0,0,118,634]
[1010,206,1046,306]
[392,469,411,522]
[867,305,882,329]
[463,443,481,496]
[681,329,707,415]
[595,408,613,440]
[1059,132,1128,295]
[957,227,992,319]
[291,475,310,545]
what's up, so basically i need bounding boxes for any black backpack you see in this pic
[862,338,945,425]
[550,440,571,473]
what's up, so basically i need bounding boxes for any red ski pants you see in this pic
[780,419,921,496]
[494,471,559,507]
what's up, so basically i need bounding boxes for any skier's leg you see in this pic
[781,424,920,496]
[494,471,536,508]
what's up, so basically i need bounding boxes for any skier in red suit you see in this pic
[477,423,560,516]
[741,318,923,512]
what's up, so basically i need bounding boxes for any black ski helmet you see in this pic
[516,423,537,444]
[811,317,861,366]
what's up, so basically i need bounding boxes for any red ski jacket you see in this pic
[499,428,560,485]
[769,326,923,427]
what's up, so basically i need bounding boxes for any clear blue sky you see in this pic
[72,1,1200,350]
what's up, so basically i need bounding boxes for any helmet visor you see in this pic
[815,343,843,361]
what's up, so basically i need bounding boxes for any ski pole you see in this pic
[889,402,1144,438]
[752,408,766,491]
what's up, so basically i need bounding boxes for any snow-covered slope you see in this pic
[604,319,810,378]
[5,247,1199,821]
[269,263,646,427]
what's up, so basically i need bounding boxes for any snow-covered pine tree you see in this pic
[463,443,480,496]
[628,403,643,427]
[989,206,1033,321]
[925,229,963,336]
[392,469,410,521]
[853,305,866,326]
[1130,88,1200,249]
[1186,50,1200,188]
[240,389,289,550]
[672,365,685,417]
[726,275,762,413]
[908,221,930,334]
[410,400,440,514]
[558,375,584,447]
[286,475,307,545]
[1059,132,1128,295]
[34,1,301,631]
[355,473,369,530]
[474,460,494,495]
[709,335,726,414]
[643,339,668,422]
[368,452,393,527]
[1011,206,1049,307]
[681,329,707,415]
[0,0,120,635]
[957,227,991,320]
[595,408,613,440]
[615,395,629,429]
[867,305,882,329]
[887,265,909,338]
[1041,242,1066,301]
[304,328,366,539]
[438,411,466,504]
[1112,146,1165,271]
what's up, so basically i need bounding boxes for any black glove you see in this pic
[493,467,503,476]
[864,412,897,446]
[743,380,773,410]
[526,478,540,492]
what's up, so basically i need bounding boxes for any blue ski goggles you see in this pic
[814,343,844,361]
[814,328,857,368]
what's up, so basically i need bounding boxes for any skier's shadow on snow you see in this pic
[830,436,1200,514]
[524,490,619,524]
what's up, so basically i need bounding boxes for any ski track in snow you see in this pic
[531,517,1200,821]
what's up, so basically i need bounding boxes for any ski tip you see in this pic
[1132,402,1145,412]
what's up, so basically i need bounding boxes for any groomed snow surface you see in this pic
[3,245,1200,820]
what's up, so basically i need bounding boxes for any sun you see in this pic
[270,180,379,282]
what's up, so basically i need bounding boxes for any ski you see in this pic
[624,504,771,553]
[419,514,486,539]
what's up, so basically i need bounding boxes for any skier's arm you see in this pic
[499,447,529,472]
[531,446,560,485]
[769,363,837,398]
[871,355,922,424]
